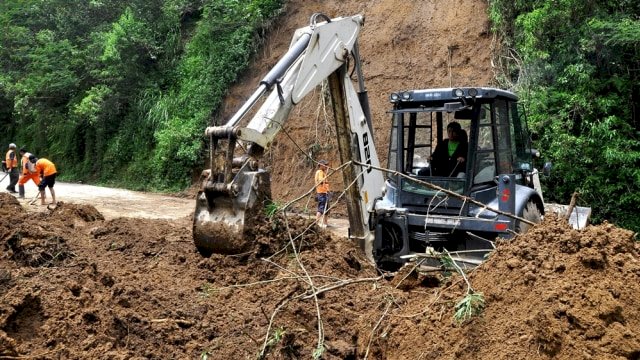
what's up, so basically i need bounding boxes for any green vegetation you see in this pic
[453,292,485,324]
[200,349,211,360]
[439,251,486,323]
[312,345,325,360]
[488,0,640,231]
[258,326,286,359]
[264,200,280,218]
[0,0,283,191]
[265,327,285,348]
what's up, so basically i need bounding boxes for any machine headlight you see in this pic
[401,91,411,100]
[453,88,464,97]
[467,88,478,97]
[390,93,400,103]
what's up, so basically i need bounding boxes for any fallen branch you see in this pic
[565,191,579,221]
[353,160,535,226]
[221,276,300,289]
[301,276,384,299]
[260,258,313,287]
[281,214,326,358]
[363,299,393,360]
[259,298,292,359]
[393,260,423,290]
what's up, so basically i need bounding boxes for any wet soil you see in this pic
[1,193,639,359]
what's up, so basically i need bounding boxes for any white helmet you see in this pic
[8,143,16,149]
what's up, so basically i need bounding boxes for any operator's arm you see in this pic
[456,141,468,163]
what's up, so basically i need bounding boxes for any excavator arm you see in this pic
[194,14,384,260]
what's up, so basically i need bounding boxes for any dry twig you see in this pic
[363,299,393,360]
[301,276,384,299]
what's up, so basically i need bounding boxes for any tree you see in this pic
[489,0,640,231]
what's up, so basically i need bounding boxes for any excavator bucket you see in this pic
[193,165,271,256]
[192,14,368,257]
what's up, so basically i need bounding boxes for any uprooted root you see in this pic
[5,233,74,267]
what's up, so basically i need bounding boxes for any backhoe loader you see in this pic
[193,13,590,269]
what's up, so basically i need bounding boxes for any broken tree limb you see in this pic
[565,191,579,221]
[301,276,384,300]
[352,160,536,226]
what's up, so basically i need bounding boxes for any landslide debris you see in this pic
[1,192,639,359]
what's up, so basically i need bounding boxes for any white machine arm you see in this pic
[200,13,384,262]
[204,14,364,148]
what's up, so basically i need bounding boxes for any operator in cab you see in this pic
[430,121,468,177]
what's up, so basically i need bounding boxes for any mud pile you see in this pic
[1,192,638,359]
[385,214,640,359]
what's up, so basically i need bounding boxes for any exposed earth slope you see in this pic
[222,0,494,205]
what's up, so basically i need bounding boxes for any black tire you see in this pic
[516,201,542,233]
[376,223,406,272]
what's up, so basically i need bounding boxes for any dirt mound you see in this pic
[463,215,640,359]
[381,214,640,359]
[0,198,377,358]
[0,193,24,217]
[2,188,639,358]
[48,201,105,223]
[0,200,104,270]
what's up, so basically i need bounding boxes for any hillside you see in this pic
[221,0,494,205]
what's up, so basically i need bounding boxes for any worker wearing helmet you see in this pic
[17,148,40,199]
[5,143,19,193]
[29,155,57,205]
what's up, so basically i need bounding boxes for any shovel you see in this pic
[28,192,41,205]
[0,172,8,184]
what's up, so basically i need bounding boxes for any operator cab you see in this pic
[387,87,534,209]
[375,87,541,267]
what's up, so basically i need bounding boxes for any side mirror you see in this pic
[542,162,552,176]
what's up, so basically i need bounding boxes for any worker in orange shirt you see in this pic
[17,148,40,199]
[314,160,330,228]
[5,143,19,193]
[29,155,57,205]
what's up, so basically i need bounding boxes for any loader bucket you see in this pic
[193,168,271,256]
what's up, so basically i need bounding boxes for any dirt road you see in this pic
[0,174,194,220]
[0,174,355,237]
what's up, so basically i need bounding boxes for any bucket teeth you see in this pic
[193,169,271,256]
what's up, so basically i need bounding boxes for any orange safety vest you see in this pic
[5,149,17,170]
[35,158,57,177]
[21,152,35,175]
[315,169,329,194]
